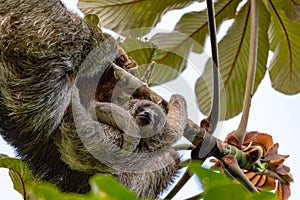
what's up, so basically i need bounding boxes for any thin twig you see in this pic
[234,0,258,147]
[164,170,193,199]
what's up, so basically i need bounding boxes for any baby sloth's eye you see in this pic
[137,106,144,112]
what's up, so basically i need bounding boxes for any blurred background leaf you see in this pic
[265,0,300,94]
[79,0,198,35]
[0,155,137,200]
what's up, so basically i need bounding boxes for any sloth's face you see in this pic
[113,47,137,69]
[135,105,154,127]
[126,100,166,137]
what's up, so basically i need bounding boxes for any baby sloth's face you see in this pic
[126,100,166,137]
[136,106,154,127]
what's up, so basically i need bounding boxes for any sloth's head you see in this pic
[125,99,166,137]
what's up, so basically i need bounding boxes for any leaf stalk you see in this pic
[234,0,258,147]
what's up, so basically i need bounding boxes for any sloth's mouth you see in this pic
[136,114,151,126]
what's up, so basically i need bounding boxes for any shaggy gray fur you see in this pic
[0,0,187,198]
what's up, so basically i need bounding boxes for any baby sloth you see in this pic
[58,94,187,198]
[96,94,187,198]
[96,94,187,152]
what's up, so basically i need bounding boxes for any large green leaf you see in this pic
[120,37,158,66]
[89,175,138,200]
[26,182,91,200]
[120,36,184,85]
[150,31,195,83]
[140,0,242,85]
[266,0,300,94]
[174,0,242,53]
[188,162,276,200]
[195,1,270,119]
[78,0,196,34]
[120,33,194,85]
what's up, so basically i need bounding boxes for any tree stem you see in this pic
[206,0,220,135]
[234,0,258,147]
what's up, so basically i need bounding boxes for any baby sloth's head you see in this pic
[125,99,167,137]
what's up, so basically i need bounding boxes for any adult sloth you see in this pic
[0,0,187,199]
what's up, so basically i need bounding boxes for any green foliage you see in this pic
[189,161,277,200]
[174,0,242,54]
[78,0,197,35]
[0,154,33,199]
[79,0,300,119]
[0,155,137,200]
[196,1,270,119]
[265,0,300,94]
[89,175,138,200]
[120,35,190,85]
[1,155,277,199]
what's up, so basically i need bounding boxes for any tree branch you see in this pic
[205,0,220,135]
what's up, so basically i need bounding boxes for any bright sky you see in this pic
[1,1,299,200]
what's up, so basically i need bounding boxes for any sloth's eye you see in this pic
[137,106,144,112]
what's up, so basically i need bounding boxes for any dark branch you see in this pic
[206,0,220,135]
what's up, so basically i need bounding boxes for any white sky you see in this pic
[1,1,299,200]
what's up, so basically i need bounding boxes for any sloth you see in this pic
[57,94,187,198]
[0,0,187,198]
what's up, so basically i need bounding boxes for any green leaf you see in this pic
[266,0,300,94]
[0,156,136,200]
[174,0,242,53]
[84,14,100,27]
[141,0,242,85]
[120,34,190,85]
[120,37,158,66]
[0,155,33,198]
[119,37,158,84]
[78,0,197,34]
[89,175,138,200]
[188,162,251,200]
[196,1,270,119]
[205,184,251,200]
[26,181,95,200]
[188,161,231,191]
[281,0,300,21]
[251,190,277,200]
[150,31,193,84]
[27,182,67,200]
[189,162,276,200]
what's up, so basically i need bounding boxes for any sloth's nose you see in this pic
[143,111,152,119]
